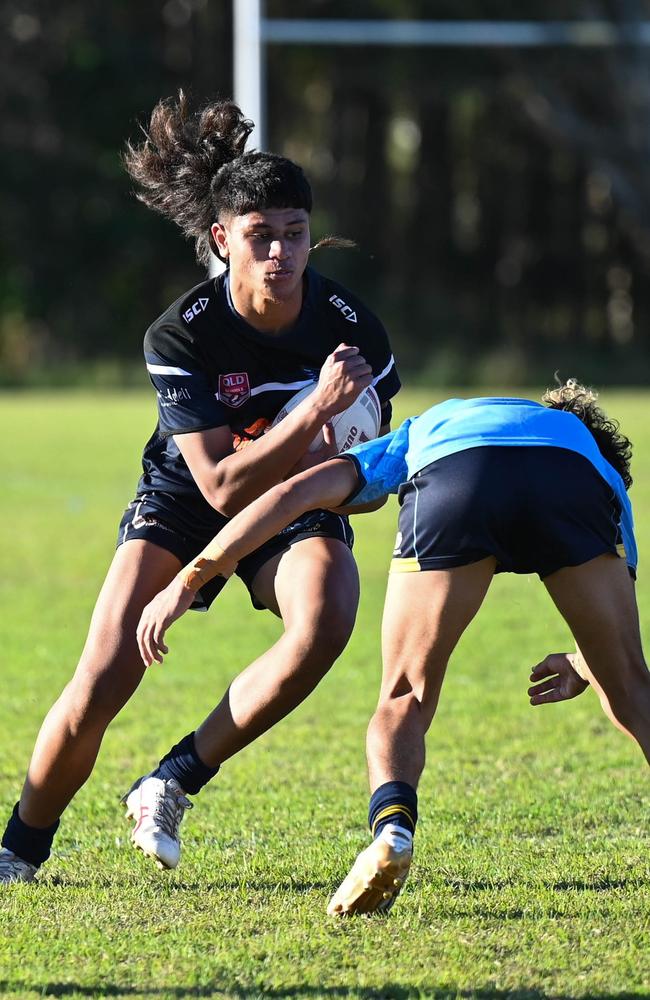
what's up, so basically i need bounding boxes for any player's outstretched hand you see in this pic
[528,652,589,706]
[316,343,373,417]
[137,576,196,666]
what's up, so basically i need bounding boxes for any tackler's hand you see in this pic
[137,576,197,667]
[528,652,589,706]
[287,421,338,475]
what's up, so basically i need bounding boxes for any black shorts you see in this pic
[117,493,353,611]
[392,446,627,579]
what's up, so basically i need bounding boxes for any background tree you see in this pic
[3,0,650,384]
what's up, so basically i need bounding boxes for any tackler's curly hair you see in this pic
[123,91,313,265]
[542,378,633,489]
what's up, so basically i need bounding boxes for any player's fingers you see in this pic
[345,360,372,377]
[137,622,152,668]
[529,687,564,706]
[529,659,556,681]
[332,344,359,360]
[151,623,168,663]
[351,372,373,392]
[144,615,163,665]
[153,634,169,657]
[145,630,161,666]
[140,623,157,668]
[527,678,556,697]
[322,421,335,447]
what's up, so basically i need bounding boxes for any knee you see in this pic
[379,662,445,722]
[63,677,117,736]
[370,688,434,742]
[290,606,356,669]
[375,690,418,724]
[65,657,139,735]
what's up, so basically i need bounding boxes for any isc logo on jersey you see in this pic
[183,297,209,323]
[329,294,357,323]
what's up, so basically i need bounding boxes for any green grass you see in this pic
[0,388,649,1000]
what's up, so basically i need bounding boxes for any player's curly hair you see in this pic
[542,378,633,489]
[124,91,313,265]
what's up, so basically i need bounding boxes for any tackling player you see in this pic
[0,93,399,882]
[135,381,649,915]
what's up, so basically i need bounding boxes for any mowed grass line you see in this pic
[0,388,648,1000]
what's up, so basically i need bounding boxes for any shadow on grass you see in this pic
[1,984,649,1000]
[443,877,646,893]
[550,878,643,891]
[45,878,332,893]
[42,875,647,895]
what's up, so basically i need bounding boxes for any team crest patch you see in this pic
[219,372,250,408]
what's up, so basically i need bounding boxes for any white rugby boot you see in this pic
[0,847,38,884]
[122,774,193,870]
[327,826,413,916]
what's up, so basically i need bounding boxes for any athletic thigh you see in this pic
[75,540,182,701]
[251,536,360,636]
[380,558,496,708]
[543,553,647,695]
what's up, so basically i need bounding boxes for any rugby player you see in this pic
[136,382,649,914]
[0,94,399,882]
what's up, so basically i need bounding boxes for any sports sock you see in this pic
[368,780,418,841]
[153,732,219,795]
[378,822,413,852]
[2,803,60,867]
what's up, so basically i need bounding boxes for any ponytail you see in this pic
[124,91,253,264]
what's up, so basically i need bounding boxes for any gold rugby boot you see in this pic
[327,837,412,916]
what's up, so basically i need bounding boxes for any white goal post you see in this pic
[208,2,650,275]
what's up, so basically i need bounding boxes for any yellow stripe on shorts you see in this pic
[616,542,627,559]
[390,557,421,574]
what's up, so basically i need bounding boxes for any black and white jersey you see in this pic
[137,266,400,529]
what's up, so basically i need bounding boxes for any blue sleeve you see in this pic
[144,327,228,438]
[618,489,638,575]
[342,419,412,506]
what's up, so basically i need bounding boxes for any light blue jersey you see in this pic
[344,397,637,572]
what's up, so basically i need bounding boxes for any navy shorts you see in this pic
[391,446,627,579]
[117,493,353,611]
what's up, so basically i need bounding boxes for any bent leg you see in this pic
[367,557,497,791]
[543,553,650,764]
[194,537,359,766]
[328,557,496,917]
[19,541,182,828]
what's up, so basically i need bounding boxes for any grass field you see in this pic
[0,388,648,1000]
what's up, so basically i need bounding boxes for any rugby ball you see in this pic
[272,383,381,453]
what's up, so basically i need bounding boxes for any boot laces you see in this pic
[152,782,192,838]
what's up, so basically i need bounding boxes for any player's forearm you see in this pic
[181,460,358,590]
[211,394,336,516]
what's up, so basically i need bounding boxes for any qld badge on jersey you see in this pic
[219,372,250,408]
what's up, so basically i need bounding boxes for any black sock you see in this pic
[2,803,60,867]
[368,781,418,839]
[153,732,219,795]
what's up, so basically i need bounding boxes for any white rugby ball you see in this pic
[272,383,381,453]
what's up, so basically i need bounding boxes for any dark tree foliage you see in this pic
[3,0,650,383]
[1,1,232,381]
